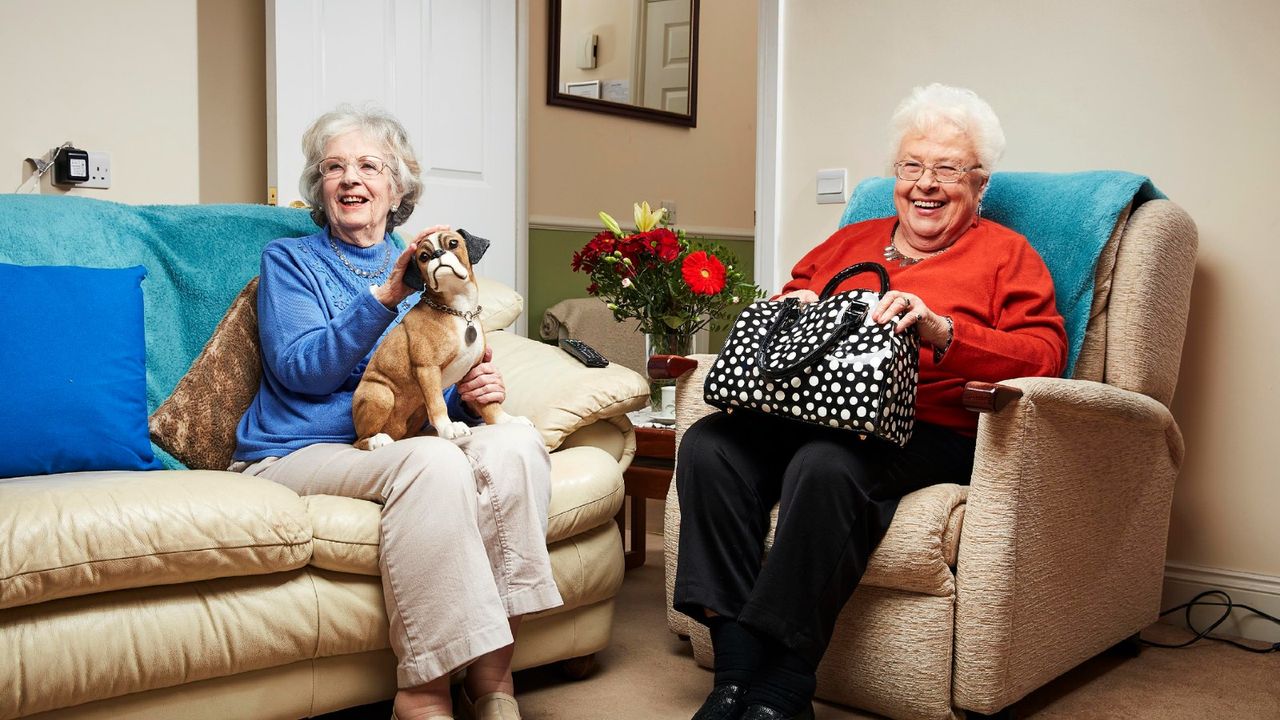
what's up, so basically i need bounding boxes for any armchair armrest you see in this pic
[485,332,650,452]
[647,354,699,380]
[954,376,1183,713]
[962,381,1023,413]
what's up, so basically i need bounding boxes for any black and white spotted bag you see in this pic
[704,262,919,446]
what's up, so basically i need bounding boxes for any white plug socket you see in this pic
[81,151,111,189]
[660,199,677,224]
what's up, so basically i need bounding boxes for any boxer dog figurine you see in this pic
[352,228,530,450]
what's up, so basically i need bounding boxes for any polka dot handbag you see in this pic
[704,262,919,447]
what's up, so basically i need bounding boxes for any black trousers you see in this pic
[672,411,976,668]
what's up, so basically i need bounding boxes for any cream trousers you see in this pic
[236,423,562,687]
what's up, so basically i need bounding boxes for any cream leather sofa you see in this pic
[0,199,649,719]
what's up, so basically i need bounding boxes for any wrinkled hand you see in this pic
[373,224,451,309]
[872,290,950,347]
[776,289,819,304]
[458,347,506,406]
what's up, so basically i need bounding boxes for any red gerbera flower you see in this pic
[681,250,726,295]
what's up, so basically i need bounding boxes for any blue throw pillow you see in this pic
[0,263,162,477]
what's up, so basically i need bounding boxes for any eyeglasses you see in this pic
[317,155,390,179]
[894,161,981,184]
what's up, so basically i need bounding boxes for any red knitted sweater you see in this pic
[778,217,1068,436]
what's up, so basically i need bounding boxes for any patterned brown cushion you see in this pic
[149,278,261,470]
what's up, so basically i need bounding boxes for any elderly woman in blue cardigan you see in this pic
[231,105,557,720]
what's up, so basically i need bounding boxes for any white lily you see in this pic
[598,211,624,237]
[633,201,667,232]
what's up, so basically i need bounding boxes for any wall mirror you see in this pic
[548,0,700,127]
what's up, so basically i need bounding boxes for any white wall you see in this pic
[776,0,1280,579]
[0,0,201,203]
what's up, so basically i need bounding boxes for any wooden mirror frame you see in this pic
[547,0,700,128]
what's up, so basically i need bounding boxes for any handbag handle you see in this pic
[818,262,890,300]
[755,296,868,379]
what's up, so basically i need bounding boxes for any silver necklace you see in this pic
[328,234,392,279]
[421,298,485,345]
[884,222,947,267]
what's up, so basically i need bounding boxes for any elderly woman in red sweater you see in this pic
[674,84,1068,720]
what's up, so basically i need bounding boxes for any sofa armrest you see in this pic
[486,332,649,452]
[954,377,1183,713]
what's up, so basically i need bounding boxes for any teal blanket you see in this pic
[838,171,1165,376]
[0,195,320,467]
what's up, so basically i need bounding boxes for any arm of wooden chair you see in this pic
[647,353,700,380]
[962,381,1024,413]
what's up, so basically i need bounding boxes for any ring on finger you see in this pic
[901,297,913,309]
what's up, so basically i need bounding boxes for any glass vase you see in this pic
[644,331,693,416]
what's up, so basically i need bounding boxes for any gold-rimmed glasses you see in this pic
[893,161,981,184]
[317,155,390,179]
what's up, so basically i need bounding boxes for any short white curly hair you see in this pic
[888,83,1006,173]
[299,104,422,231]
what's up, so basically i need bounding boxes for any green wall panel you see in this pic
[527,227,755,354]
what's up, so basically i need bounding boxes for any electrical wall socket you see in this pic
[81,151,111,189]
[660,199,677,224]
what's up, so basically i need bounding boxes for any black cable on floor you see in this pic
[1140,589,1280,653]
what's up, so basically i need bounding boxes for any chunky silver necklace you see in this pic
[328,234,392,279]
[884,222,947,267]
[421,298,485,345]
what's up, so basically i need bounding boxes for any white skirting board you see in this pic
[1161,563,1280,644]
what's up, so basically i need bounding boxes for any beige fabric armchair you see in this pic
[663,199,1197,720]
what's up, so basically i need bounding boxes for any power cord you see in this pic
[14,141,73,193]
[1141,589,1280,653]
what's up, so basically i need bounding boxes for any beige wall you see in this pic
[778,1,1280,576]
[558,0,637,90]
[0,0,201,203]
[197,0,267,204]
[530,0,757,233]
[0,0,264,205]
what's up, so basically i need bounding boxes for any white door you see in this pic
[267,0,522,300]
[639,0,691,114]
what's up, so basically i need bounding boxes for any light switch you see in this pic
[816,168,847,205]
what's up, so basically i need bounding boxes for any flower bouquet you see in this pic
[571,202,762,407]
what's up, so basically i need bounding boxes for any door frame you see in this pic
[755,0,782,292]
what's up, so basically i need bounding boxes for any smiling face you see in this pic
[321,130,402,247]
[892,124,988,254]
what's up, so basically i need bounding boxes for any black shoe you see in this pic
[738,703,815,720]
[692,683,749,720]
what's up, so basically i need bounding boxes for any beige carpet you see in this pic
[327,535,1280,719]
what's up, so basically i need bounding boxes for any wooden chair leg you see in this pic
[1106,632,1144,658]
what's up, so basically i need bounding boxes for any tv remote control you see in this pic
[559,338,609,368]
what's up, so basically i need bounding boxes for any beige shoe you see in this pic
[459,690,521,720]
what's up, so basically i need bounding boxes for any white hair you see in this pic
[888,84,1006,173]
[299,104,422,230]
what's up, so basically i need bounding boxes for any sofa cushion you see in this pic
[763,482,968,598]
[488,331,649,452]
[0,263,162,478]
[477,276,523,331]
[0,470,312,611]
[150,278,262,471]
[302,443,625,576]
[304,495,382,576]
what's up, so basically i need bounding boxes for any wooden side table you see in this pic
[616,425,676,570]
